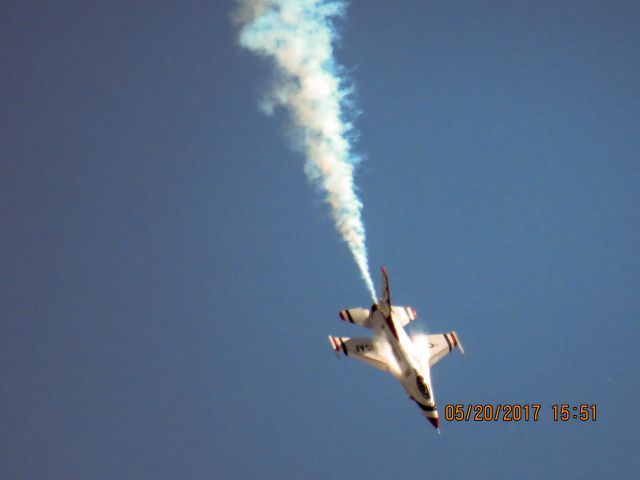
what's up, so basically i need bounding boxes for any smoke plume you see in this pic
[235,0,376,301]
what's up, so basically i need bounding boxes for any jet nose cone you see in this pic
[427,415,439,430]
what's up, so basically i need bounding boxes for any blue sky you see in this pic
[2,1,639,478]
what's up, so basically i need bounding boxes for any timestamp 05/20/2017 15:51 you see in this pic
[444,404,597,422]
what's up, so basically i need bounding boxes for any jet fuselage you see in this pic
[369,304,439,429]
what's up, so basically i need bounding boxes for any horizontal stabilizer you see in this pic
[338,308,371,328]
[338,305,417,329]
[391,306,418,327]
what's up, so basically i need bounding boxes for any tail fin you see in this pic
[378,267,391,315]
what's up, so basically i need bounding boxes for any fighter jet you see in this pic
[328,267,464,430]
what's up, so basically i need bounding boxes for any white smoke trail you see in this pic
[235,0,376,301]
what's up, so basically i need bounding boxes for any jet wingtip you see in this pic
[451,331,465,354]
[327,336,341,358]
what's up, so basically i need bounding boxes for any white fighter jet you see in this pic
[328,267,464,430]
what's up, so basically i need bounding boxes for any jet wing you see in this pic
[422,331,464,367]
[328,336,389,373]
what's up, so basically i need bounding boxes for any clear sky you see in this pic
[2,1,639,478]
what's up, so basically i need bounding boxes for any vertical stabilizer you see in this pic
[378,267,391,316]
